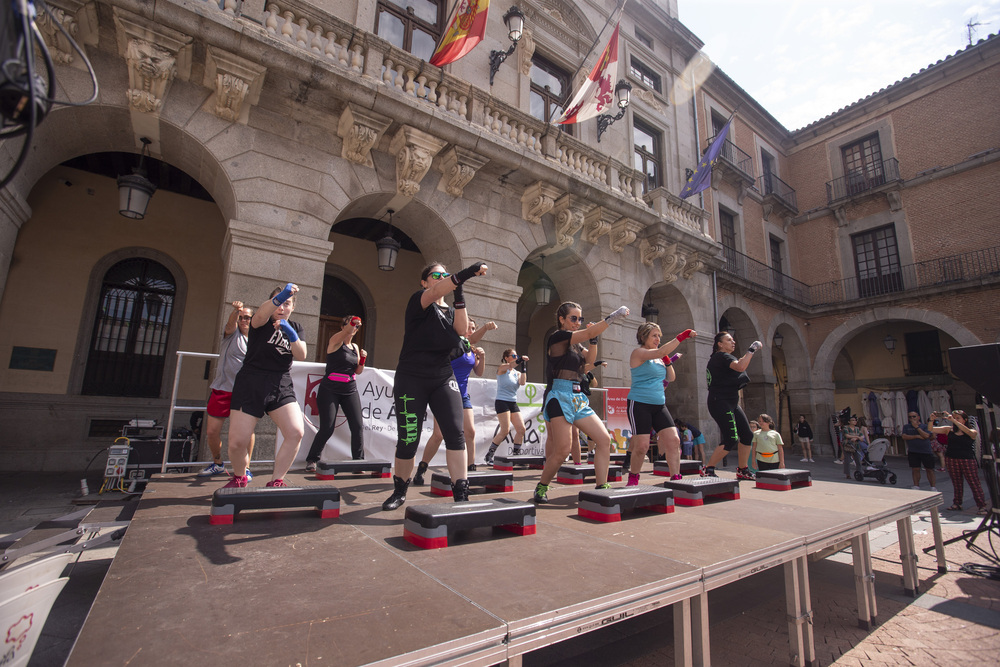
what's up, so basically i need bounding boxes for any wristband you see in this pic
[662,356,672,366]
[277,320,299,342]
[676,329,693,342]
[451,262,485,285]
[453,283,465,310]
[517,359,527,373]
[272,283,294,306]
[358,354,366,369]
[589,337,599,345]
[669,353,680,364]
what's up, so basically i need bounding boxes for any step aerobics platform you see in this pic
[429,470,514,496]
[315,459,391,479]
[653,460,704,476]
[755,468,813,491]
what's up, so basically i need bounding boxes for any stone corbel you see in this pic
[114,9,192,114]
[389,126,448,198]
[609,217,643,253]
[583,206,617,244]
[35,0,98,66]
[886,190,902,211]
[550,194,593,249]
[660,242,684,284]
[834,206,848,227]
[711,167,723,191]
[639,233,670,267]
[436,146,488,197]
[521,181,561,224]
[204,46,266,124]
[336,104,391,168]
[519,28,536,75]
[737,181,748,205]
[762,203,773,222]
[681,250,705,279]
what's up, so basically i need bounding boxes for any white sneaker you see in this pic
[930,487,938,492]
[800,458,809,462]
[809,458,815,462]
[198,462,226,476]
[910,485,920,490]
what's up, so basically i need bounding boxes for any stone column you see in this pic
[459,278,523,367]
[0,187,31,304]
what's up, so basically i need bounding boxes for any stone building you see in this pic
[0,0,996,470]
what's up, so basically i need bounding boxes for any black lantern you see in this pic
[596,80,632,142]
[883,333,897,354]
[376,209,400,271]
[489,6,525,85]
[533,275,554,306]
[773,331,783,349]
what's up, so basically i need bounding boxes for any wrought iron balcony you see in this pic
[706,133,754,185]
[758,172,798,215]
[825,158,900,204]
[720,244,1000,308]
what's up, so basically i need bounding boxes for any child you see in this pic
[676,419,694,459]
[750,414,785,471]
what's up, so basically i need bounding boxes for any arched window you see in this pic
[82,258,176,397]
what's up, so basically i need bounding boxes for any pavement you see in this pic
[2,458,998,666]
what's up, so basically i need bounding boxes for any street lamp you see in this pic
[533,275,553,306]
[489,6,525,86]
[883,333,897,354]
[596,79,632,142]
[117,137,157,219]
[773,331,783,349]
[375,209,400,271]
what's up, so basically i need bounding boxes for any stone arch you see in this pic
[322,264,377,356]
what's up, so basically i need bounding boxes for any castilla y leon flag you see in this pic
[429,0,490,67]
[679,116,733,199]
[556,23,621,125]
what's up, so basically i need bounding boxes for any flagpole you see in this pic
[566,0,629,88]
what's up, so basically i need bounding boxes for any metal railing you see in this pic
[707,133,754,182]
[826,158,900,204]
[758,172,798,213]
[720,245,1000,308]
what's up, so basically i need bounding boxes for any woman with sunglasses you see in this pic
[928,410,988,514]
[702,331,762,480]
[532,301,629,504]
[303,315,367,472]
[625,323,696,486]
[382,261,488,511]
[224,283,308,489]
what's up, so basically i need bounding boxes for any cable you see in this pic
[33,0,98,107]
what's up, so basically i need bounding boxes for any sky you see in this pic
[677,0,1000,130]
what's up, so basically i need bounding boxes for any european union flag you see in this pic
[679,117,732,199]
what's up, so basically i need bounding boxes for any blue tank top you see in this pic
[451,349,476,397]
[628,358,666,405]
[496,369,520,402]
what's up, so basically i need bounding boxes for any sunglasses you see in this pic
[428,271,450,280]
[568,315,584,323]
[238,315,252,321]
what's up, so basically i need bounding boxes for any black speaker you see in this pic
[948,344,1000,404]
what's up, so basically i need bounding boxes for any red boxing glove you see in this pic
[350,316,362,327]
[676,329,693,342]
[662,356,672,366]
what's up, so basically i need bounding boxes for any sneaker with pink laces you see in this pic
[265,479,287,488]
[222,475,248,489]
[670,473,683,481]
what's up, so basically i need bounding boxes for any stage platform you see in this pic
[65,468,943,667]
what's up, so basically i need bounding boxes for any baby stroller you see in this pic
[853,437,897,485]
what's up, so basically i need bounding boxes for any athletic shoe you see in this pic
[809,458,815,463]
[265,478,287,488]
[532,483,549,504]
[467,464,477,472]
[929,486,938,492]
[910,485,920,490]
[305,462,317,473]
[452,479,470,502]
[800,458,809,462]
[222,475,247,489]
[596,482,612,490]
[736,467,756,481]
[198,462,226,476]
[626,473,640,487]
[935,467,945,472]
[670,473,683,481]
[245,468,253,481]
[382,475,409,511]
[413,461,429,486]
[700,466,718,477]
[834,459,843,464]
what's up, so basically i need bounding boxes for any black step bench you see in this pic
[430,471,514,496]
[586,452,628,465]
[662,477,740,506]
[492,455,545,471]
[403,498,536,549]
[755,468,812,491]
[210,485,340,524]
[315,460,391,480]
[577,485,675,522]
[556,464,623,485]
[652,460,704,477]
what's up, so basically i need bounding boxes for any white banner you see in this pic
[276,363,548,465]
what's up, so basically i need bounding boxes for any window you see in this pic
[761,150,775,194]
[852,225,902,298]
[82,258,175,397]
[529,55,570,131]
[628,57,661,93]
[720,209,737,273]
[632,118,662,193]
[770,235,784,293]
[712,114,727,137]
[842,133,885,194]
[376,0,444,62]
[635,29,653,50]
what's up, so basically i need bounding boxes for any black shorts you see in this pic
[495,400,520,414]
[907,451,936,470]
[230,369,297,419]
[627,400,674,436]
[756,460,780,471]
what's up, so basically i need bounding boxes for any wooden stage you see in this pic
[65,468,944,667]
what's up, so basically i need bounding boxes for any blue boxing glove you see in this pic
[272,283,294,306]
[277,320,299,342]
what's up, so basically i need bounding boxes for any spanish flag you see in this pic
[430,0,490,67]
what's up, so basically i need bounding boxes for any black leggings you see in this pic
[306,383,365,462]
[394,372,465,460]
[707,396,753,452]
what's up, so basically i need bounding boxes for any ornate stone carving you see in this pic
[681,250,705,279]
[660,243,685,284]
[436,146,488,197]
[389,126,448,198]
[633,88,662,113]
[114,10,192,114]
[834,206,848,226]
[583,206,616,244]
[762,203,773,221]
[36,1,97,66]
[204,46,266,124]
[639,234,669,266]
[336,104,391,168]
[609,217,643,253]
[521,181,561,224]
[550,194,593,249]
[886,190,902,211]
[519,28,536,75]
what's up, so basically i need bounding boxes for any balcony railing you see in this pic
[707,134,754,183]
[826,158,900,204]
[758,172,798,214]
[720,245,1000,308]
